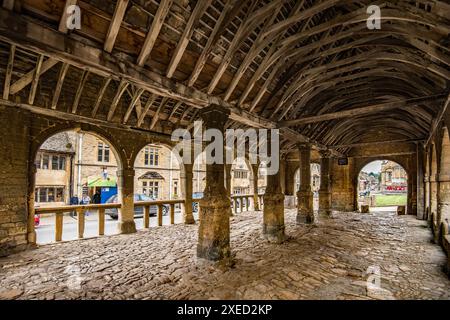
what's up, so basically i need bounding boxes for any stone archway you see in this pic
[28,125,127,244]
[355,159,409,213]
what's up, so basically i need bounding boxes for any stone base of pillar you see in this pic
[184,210,195,224]
[318,191,331,219]
[296,190,314,224]
[263,193,286,244]
[197,195,231,261]
[27,231,36,244]
[118,220,137,234]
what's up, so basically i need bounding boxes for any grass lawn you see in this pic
[374,194,407,207]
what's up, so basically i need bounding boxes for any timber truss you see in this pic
[0,0,449,156]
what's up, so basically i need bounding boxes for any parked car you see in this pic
[192,192,203,213]
[34,214,40,226]
[105,194,168,220]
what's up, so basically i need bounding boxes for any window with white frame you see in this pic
[35,187,65,203]
[35,153,66,170]
[142,180,160,199]
[97,142,110,163]
[144,147,159,166]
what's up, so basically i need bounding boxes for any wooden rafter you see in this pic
[59,0,78,33]
[2,44,15,100]
[149,97,169,130]
[107,80,129,121]
[278,95,446,128]
[92,78,111,118]
[123,87,144,124]
[71,70,89,114]
[166,0,211,78]
[137,94,157,127]
[28,55,44,105]
[137,0,173,67]
[51,62,69,110]
[104,0,129,53]
[10,58,58,95]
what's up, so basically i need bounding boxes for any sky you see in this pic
[361,160,382,174]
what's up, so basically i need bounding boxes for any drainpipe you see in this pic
[169,151,173,200]
[77,132,83,197]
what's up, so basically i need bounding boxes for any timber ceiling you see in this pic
[0,0,449,156]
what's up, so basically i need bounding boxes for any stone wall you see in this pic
[330,157,355,212]
[0,107,30,256]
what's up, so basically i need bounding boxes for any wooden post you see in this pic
[98,208,105,236]
[158,204,163,226]
[55,212,63,242]
[170,203,175,225]
[144,206,150,228]
[77,209,85,239]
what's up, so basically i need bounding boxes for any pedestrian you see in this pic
[92,190,101,204]
[80,194,91,216]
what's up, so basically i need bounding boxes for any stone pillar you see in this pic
[117,168,137,234]
[318,151,332,218]
[181,163,195,224]
[297,144,314,224]
[417,143,426,220]
[263,131,285,243]
[251,164,260,211]
[197,105,231,261]
[27,165,37,245]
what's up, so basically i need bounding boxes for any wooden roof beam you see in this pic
[59,0,78,33]
[166,0,211,78]
[137,0,173,67]
[278,94,447,128]
[2,43,15,100]
[104,0,129,53]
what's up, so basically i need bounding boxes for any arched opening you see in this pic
[430,143,438,225]
[357,160,408,212]
[133,143,183,228]
[438,127,450,230]
[230,157,254,211]
[33,130,123,244]
[293,163,321,211]
[192,150,207,216]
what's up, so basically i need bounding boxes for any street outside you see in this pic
[36,208,194,245]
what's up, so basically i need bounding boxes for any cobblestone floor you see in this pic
[0,209,449,300]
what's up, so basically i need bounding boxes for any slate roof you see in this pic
[40,132,75,153]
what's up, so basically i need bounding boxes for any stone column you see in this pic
[27,165,37,245]
[197,105,232,261]
[417,143,426,220]
[297,144,314,224]
[225,164,232,194]
[318,151,332,218]
[181,163,195,224]
[263,131,285,243]
[251,164,260,211]
[117,168,137,234]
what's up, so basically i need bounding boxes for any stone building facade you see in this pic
[35,131,208,204]
[380,160,407,192]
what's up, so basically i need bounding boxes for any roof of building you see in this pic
[39,132,75,153]
[138,171,165,180]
